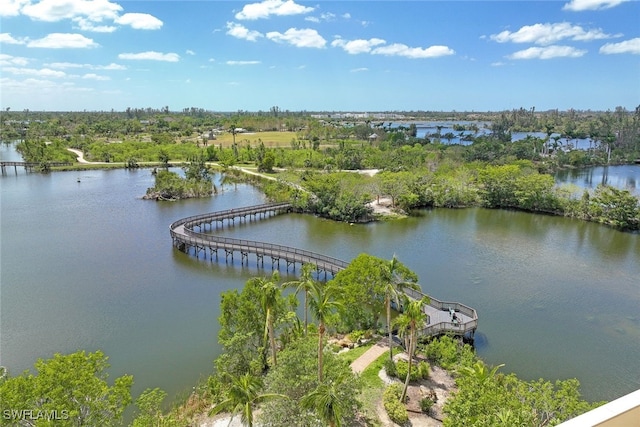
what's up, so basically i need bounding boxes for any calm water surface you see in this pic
[1,158,639,406]
[556,165,640,196]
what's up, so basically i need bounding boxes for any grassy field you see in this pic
[210,131,299,148]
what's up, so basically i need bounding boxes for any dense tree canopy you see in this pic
[0,351,132,427]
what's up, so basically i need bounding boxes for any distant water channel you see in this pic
[1,148,639,405]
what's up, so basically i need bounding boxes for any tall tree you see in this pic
[301,372,352,427]
[254,272,281,367]
[0,350,133,427]
[307,283,342,382]
[397,295,429,402]
[382,255,420,363]
[217,274,296,376]
[209,373,285,427]
[283,263,317,336]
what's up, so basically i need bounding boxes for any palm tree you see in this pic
[381,255,420,363]
[208,373,285,427]
[282,263,317,336]
[300,373,350,427]
[308,282,342,382]
[398,295,429,403]
[458,361,505,385]
[392,311,411,354]
[253,272,281,367]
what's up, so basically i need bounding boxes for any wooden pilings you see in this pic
[169,202,478,338]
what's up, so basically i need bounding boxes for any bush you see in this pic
[420,396,435,414]
[383,384,409,426]
[347,329,365,343]
[384,358,397,377]
[422,335,476,370]
[394,360,430,381]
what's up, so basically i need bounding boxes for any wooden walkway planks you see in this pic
[170,203,477,339]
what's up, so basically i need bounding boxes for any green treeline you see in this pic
[0,254,603,426]
[3,107,639,228]
[249,159,640,231]
[144,157,216,200]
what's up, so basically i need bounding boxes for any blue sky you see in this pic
[1,0,639,112]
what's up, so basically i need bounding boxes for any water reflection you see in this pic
[556,165,640,196]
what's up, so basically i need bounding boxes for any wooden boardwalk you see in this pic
[170,203,478,340]
[0,161,72,174]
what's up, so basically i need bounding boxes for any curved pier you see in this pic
[170,202,478,339]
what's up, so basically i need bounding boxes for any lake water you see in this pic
[391,121,596,148]
[556,164,640,197]
[1,148,639,408]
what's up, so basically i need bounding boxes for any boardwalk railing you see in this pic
[170,202,478,339]
[1,161,72,174]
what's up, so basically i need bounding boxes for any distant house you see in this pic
[203,130,217,140]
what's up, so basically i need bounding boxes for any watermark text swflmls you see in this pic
[3,409,70,421]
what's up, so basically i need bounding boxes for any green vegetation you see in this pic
[2,105,630,425]
[131,388,181,427]
[0,351,133,427]
[383,384,409,425]
[0,261,602,426]
[3,107,638,228]
[144,158,214,200]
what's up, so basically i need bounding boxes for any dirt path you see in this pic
[67,148,116,165]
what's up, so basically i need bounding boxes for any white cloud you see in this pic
[0,54,30,66]
[490,22,619,45]
[115,13,163,30]
[491,62,507,67]
[2,67,67,78]
[226,22,263,42]
[46,62,87,69]
[10,0,163,32]
[73,18,116,33]
[118,51,180,62]
[235,0,314,20]
[0,0,29,17]
[0,77,59,91]
[0,33,26,44]
[27,33,99,48]
[371,43,455,59]
[226,60,261,65]
[45,61,126,70]
[82,73,110,80]
[266,28,326,48]
[342,13,351,19]
[331,38,386,54]
[350,67,368,72]
[21,0,122,22]
[599,38,640,54]
[508,45,587,59]
[97,62,126,70]
[304,16,320,23]
[320,12,336,21]
[0,77,95,98]
[186,50,195,56]
[563,0,629,11]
